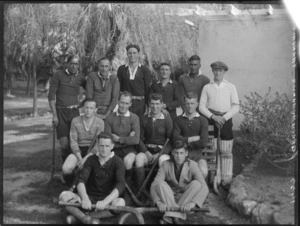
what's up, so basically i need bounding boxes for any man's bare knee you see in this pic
[124,153,135,169]
[112,198,125,206]
[135,153,147,167]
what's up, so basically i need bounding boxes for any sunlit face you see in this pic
[99,59,111,76]
[97,138,114,158]
[159,65,171,80]
[212,68,225,82]
[68,58,79,74]
[83,101,97,118]
[172,148,188,165]
[188,60,201,74]
[184,97,198,114]
[150,99,163,115]
[127,48,139,63]
[118,95,132,115]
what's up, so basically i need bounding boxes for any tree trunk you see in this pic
[26,64,31,96]
[32,62,38,117]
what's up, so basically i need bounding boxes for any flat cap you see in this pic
[210,61,228,71]
[126,44,140,52]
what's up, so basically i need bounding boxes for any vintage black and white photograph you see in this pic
[2,2,297,225]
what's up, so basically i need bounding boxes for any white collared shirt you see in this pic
[182,112,200,119]
[147,112,165,121]
[125,63,142,80]
[199,79,239,121]
[157,79,173,84]
[116,110,130,117]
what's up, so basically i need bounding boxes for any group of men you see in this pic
[50,43,239,224]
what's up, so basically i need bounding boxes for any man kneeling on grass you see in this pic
[150,139,209,224]
[59,132,126,224]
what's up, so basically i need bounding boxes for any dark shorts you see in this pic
[97,106,109,115]
[129,99,145,119]
[113,146,137,159]
[56,107,79,139]
[79,146,89,158]
[147,143,172,155]
[208,118,233,140]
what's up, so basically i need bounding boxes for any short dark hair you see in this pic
[188,55,201,62]
[98,132,114,144]
[83,98,96,106]
[184,92,198,101]
[119,91,133,101]
[172,139,187,150]
[126,44,140,52]
[67,55,79,63]
[149,93,163,104]
[159,62,171,69]
[99,57,111,65]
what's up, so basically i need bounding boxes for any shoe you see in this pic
[173,217,184,225]
[89,218,101,224]
[159,219,169,224]
[66,215,79,224]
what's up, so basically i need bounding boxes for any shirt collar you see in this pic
[147,112,165,119]
[98,151,115,165]
[65,69,77,76]
[157,79,173,84]
[210,79,228,84]
[116,110,130,117]
[182,112,200,118]
[98,71,111,79]
[188,70,202,78]
[125,63,142,68]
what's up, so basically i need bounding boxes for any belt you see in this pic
[56,105,78,109]
[209,109,226,116]
[146,144,163,149]
[132,96,145,100]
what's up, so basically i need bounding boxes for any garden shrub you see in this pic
[239,87,293,153]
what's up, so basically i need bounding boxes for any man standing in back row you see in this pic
[117,44,152,118]
[199,61,239,187]
[85,57,120,120]
[48,56,86,175]
[178,55,210,112]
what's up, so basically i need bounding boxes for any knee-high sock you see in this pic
[220,140,233,185]
[125,168,133,182]
[134,167,145,190]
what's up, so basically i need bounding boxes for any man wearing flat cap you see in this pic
[117,44,152,119]
[199,61,239,188]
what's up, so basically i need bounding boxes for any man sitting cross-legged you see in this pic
[104,91,140,182]
[135,93,173,189]
[150,139,209,224]
[62,98,105,187]
[59,132,126,224]
[172,92,209,179]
